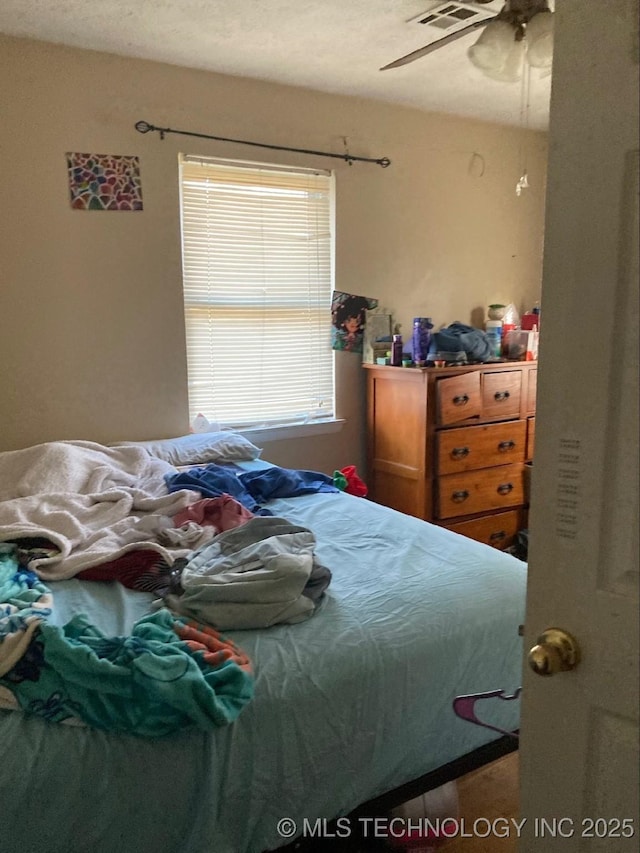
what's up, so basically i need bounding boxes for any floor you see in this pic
[438,752,519,853]
[287,752,520,853]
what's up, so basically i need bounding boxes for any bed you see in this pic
[0,437,525,853]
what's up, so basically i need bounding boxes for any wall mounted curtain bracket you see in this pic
[135,121,391,167]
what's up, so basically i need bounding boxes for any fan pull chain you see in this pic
[516,62,532,196]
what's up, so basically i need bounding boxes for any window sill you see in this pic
[238,419,346,445]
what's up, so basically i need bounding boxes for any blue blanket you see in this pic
[165,463,338,512]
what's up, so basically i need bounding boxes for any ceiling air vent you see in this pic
[408,2,497,33]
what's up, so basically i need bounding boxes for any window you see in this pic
[179,155,335,431]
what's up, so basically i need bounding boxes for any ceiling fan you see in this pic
[381,0,554,80]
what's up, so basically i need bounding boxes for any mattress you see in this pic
[0,464,526,853]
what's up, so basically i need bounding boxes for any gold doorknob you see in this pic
[528,628,581,677]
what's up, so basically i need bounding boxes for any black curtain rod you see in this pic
[135,120,391,168]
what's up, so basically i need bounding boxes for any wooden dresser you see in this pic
[364,361,536,550]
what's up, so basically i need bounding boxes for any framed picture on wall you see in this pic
[66,152,143,211]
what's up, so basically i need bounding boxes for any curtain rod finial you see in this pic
[135,120,153,134]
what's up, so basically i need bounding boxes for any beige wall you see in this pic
[0,35,547,474]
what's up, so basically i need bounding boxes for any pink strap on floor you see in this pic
[452,688,521,739]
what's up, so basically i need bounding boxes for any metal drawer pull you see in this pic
[489,530,507,542]
[494,390,511,401]
[452,490,470,503]
[452,394,470,406]
[451,446,470,459]
[498,440,516,452]
[497,482,514,495]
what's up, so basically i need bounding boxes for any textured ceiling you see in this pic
[0,0,552,129]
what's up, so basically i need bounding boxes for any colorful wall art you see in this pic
[66,152,143,211]
[331,290,379,354]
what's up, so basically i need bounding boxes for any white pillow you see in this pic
[112,432,262,466]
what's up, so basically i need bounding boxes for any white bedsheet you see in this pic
[0,441,198,579]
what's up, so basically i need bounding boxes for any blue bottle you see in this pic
[485,320,503,358]
[412,318,433,364]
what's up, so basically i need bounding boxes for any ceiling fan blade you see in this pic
[380,18,495,71]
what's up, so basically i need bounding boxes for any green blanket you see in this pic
[0,544,254,736]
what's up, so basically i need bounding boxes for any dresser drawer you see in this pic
[436,463,526,519]
[436,372,482,426]
[526,369,537,414]
[481,371,522,420]
[437,420,527,475]
[441,509,523,550]
[526,417,536,461]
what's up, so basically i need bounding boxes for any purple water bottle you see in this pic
[391,334,403,366]
[412,317,433,364]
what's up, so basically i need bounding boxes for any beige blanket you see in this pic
[0,441,198,580]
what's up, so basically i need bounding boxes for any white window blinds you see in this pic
[179,155,335,429]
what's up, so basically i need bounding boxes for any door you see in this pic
[519,2,639,850]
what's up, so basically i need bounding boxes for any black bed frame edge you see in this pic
[351,734,518,816]
[276,735,518,852]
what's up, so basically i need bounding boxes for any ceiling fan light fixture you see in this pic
[467,19,515,72]
[526,9,554,68]
[481,38,526,83]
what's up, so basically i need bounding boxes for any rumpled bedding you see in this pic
[237,466,338,501]
[165,463,338,513]
[0,441,338,737]
[76,495,256,594]
[174,495,255,532]
[0,453,528,853]
[165,464,268,513]
[163,516,332,630]
[0,544,254,736]
[0,443,335,735]
[0,441,199,580]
